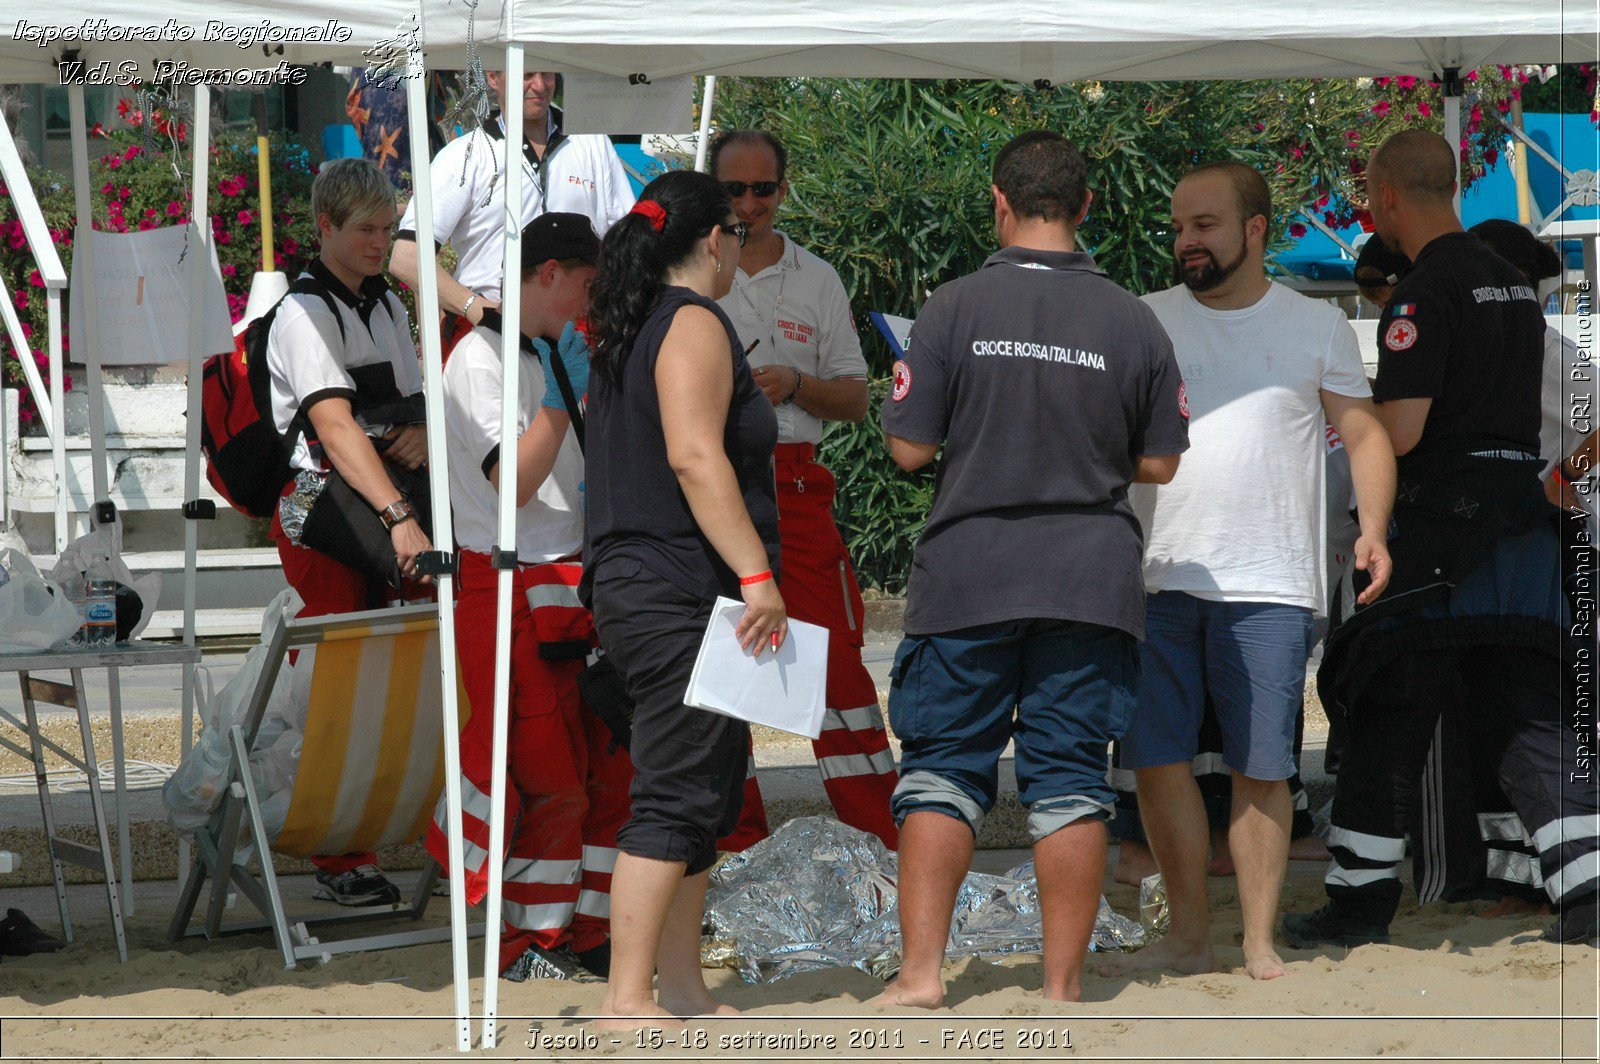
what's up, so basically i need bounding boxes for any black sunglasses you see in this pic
[722,220,749,247]
[722,181,780,198]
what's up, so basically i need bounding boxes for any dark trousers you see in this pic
[1325,645,1598,925]
[590,559,748,877]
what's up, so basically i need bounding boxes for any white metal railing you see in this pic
[0,107,71,548]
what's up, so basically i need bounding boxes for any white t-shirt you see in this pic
[1133,282,1371,613]
[716,232,868,445]
[264,266,422,474]
[444,318,584,563]
[1540,325,1593,475]
[398,109,634,304]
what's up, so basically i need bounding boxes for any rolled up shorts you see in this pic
[888,618,1138,843]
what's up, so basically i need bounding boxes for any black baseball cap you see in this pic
[1353,235,1411,290]
[522,212,601,269]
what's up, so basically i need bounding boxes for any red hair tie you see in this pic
[629,200,667,232]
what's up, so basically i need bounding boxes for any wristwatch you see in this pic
[380,499,417,531]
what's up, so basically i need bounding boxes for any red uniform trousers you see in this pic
[425,550,633,973]
[717,443,900,852]
[274,508,390,876]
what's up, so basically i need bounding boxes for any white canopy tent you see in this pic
[2,0,1595,1051]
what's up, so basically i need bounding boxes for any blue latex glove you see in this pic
[537,320,591,411]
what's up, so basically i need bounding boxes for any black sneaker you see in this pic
[1545,899,1600,945]
[503,944,602,983]
[312,864,403,908]
[572,940,611,979]
[1281,904,1391,949]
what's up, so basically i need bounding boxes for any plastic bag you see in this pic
[0,548,83,653]
[49,525,162,641]
[162,588,304,837]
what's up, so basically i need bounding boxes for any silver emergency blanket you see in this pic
[277,469,328,545]
[702,817,1167,984]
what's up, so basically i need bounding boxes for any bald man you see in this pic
[1284,130,1599,949]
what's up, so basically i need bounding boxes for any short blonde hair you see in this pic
[310,157,395,229]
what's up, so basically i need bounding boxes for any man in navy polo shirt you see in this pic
[873,131,1189,1006]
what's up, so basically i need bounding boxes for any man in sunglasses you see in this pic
[390,70,634,357]
[710,128,900,851]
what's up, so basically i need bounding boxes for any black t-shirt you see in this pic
[584,287,780,600]
[1373,231,1545,465]
[881,246,1190,638]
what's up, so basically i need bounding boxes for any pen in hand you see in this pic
[745,339,761,356]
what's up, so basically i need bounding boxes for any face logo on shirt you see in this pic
[1177,380,1190,420]
[891,359,913,402]
[1384,317,1418,351]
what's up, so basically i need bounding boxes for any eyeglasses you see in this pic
[722,181,780,199]
[722,220,749,247]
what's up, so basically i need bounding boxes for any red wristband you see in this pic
[1553,465,1574,488]
[739,570,773,587]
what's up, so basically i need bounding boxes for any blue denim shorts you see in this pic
[1120,591,1314,781]
[887,618,1138,842]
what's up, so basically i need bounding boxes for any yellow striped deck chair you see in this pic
[168,602,477,967]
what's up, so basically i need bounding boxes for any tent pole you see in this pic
[1442,67,1463,215]
[694,75,717,172]
[66,87,110,509]
[481,40,526,1052]
[177,82,213,901]
[404,2,474,1048]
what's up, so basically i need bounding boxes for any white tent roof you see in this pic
[501,0,1597,80]
[0,1,492,82]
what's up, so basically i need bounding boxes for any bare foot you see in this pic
[594,998,686,1032]
[1113,840,1159,886]
[658,992,741,1019]
[1287,834,1332,862]
[1243,946,1289,980]
[1095,936,1215,978]
[869,978,945,1010]
[1477,895,1551,919]
[1206,830,1236,877]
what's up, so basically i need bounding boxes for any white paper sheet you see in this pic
[685,596,829,739]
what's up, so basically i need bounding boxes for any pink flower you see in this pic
[1371,100,1391,117]
[12,290,27,311]
[1289,223,1307,238]
[106,156,122,171]
[118,186,131,200]
[216,231,230,245]
[1466,70,1479,82]
[166,201,184,217]
[7,233,23,250]
[20,322,32,340]
[1345,130,1361,145]
[221,263,237,277]
[273,252,284,267]
[124,145,142,160]
[1289,145,1304,160]
[1417,101,1432,118]
[1396,76,1418,90]
[1316,193,1331,208]
[237,210,253,225]
[138,219,156,230]
[28,269,44,288]
[144,207,158,219]
[100,181,114,196]
[1485,147,1500,166]
[281,238,299,256]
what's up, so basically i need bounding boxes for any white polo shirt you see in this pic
[443,313,584,563]
[264,262,423,474]
[716,231,868,445]
[398,108,634,304]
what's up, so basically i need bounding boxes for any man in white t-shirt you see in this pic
[710,129,899,851]
[433,213,631,981]
[1100,162,1395,982]
[389,71,635,353]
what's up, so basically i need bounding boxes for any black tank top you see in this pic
[583,286,780,600]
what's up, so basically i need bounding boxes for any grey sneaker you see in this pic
[312,864,403,907]
[503,944,602,983]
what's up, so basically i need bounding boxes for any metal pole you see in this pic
[481,41,525,1051]
[693,75,717,172]
[404,2,473,1048]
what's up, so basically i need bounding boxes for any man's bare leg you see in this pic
[1034,818,1107,1001]
[1287,833,1331,861]
[596,853,689,1031]
[1230,772,1291,980]
[655,868,740,1018]
[1097,763,1214,976]
[871,810,974,1009]
[1207,828,1236,877]
[1113,838,1159,886]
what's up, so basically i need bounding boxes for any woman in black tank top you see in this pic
[585,169,783,1027]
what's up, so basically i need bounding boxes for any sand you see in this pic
[2,854,1595,1063]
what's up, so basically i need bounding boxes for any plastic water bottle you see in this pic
[83,556,117,647]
